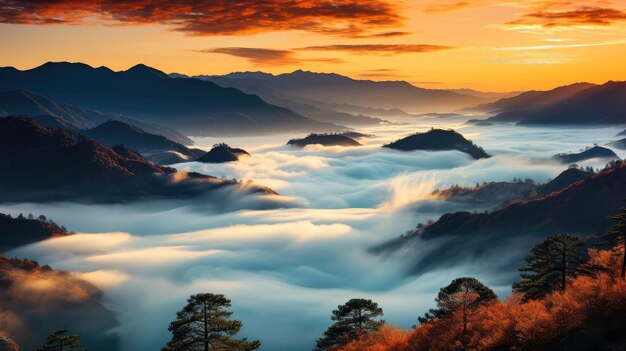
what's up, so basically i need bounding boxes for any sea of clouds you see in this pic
[3,116,625,351]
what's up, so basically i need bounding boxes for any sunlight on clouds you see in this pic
[75,270,130,288]
[165,221,352,244]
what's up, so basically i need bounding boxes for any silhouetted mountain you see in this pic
[0,117,273,202]
[259,94,385,126]
[196,144,250,163]
[374,160,626,275]
[536,167,593,197]
[449,88,521,100]
[608,137,626,150]
[287,133,361,147]
[199,70,487,112]
[470,83,595,117]
[83,120,204,164]
[0,213,67,251]
[617,129,626,137]
[0,256,119,351]
[0,62,339,136]
[383,129,490,159]
[517,81,626,125]
[0,90,192,144]
[477,82,626,125]
[433,181,536,205]
[553,146,619,164]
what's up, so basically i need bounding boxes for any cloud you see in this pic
[4,120,624,351]
[0,0,404,37]
[497,39,626,51]
[198,47,343,66]
[301,44,454,55]
[505,6,626,29]
[422,2,474,14]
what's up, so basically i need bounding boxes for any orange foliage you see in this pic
[337,325,410,351]
[337,249,626,351]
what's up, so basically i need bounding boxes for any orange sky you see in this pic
[1,0,625,91]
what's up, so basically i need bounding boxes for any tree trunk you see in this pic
[622,241,626,279]
[561,241,567,291]
[204,301,209,351]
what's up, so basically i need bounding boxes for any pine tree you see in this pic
[513,233,587,301]
[604,205,626,278]
[314,298,384,351]
[36,329,85,351]
[418,277,497,324]
[162,293,260,351]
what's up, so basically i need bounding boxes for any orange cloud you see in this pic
[0,0,404,37]
[301,44,454,55]
[506,6,626,28]
[423,2,473,14]
[199,47,343,66]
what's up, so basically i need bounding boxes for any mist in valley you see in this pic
[2,117,624,351]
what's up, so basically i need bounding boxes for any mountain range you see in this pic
[473,81,626,125]
[182,70,494,113]
[0,89,191,144]
[375,160,626,275]
[0,62,339,136]
[0,117,274,202]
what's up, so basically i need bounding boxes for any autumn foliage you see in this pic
[336,248,626,351]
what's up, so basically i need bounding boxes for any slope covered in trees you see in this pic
[0,117,275,202]
[375,160,626,274]
[0,256,119,351]
[0,213,67,251]
[333,246,626,351]
[83,120,205,165]
[383,129,489,160]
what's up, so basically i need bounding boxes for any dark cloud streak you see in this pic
[0,0,403,37]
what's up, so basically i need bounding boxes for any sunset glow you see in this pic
[1,0,625,90]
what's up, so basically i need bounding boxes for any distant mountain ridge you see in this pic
[0,89,192,144]
[472,81,626,125]
[0,62,339,136]
[189,70,489,113]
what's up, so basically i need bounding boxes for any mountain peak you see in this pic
[124,64,169,78]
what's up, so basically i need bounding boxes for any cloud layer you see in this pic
[3,118,625,351]
[0,0,402,37]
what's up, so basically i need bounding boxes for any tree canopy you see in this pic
[162,293,260,351]
[513,233,587,301]
[418,277,497,324]
[315,298,384,351]
[36,329,85,351]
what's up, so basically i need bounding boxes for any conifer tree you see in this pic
[513,233,587,301]
[162,293,260,351]
[314,298,384,351]
[36,329,85,351]
[418,277,497,324]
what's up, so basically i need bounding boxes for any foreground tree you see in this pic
[513,233,587,301]
[604,205,626,278]
[36,329,85,351]
[162,293,260,351]
[315,298,384,351]
[418,277,497,324]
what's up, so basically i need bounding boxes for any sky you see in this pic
[1,0,626,91]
